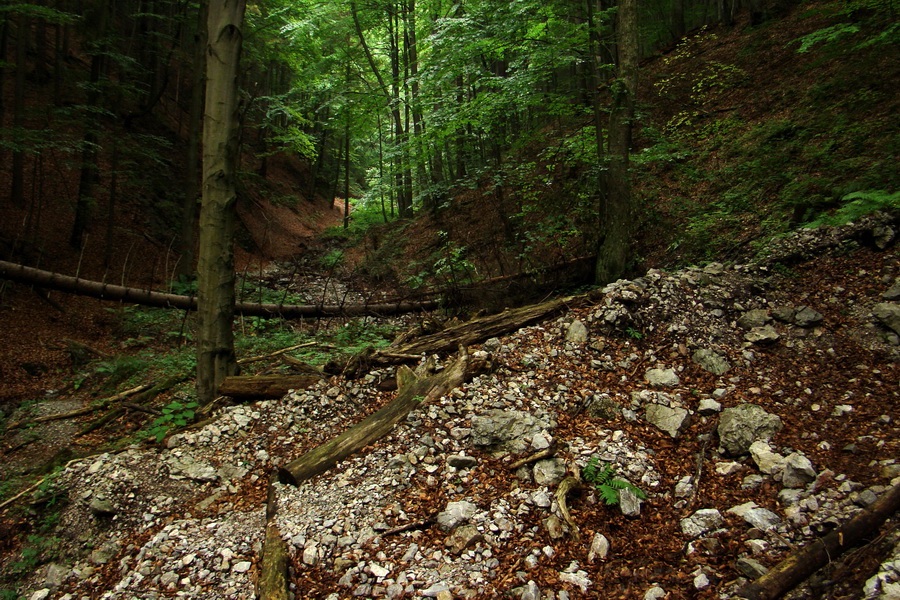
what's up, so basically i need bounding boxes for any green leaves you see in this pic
[147,400,199,443]
[582,456,647,506]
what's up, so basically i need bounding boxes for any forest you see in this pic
[0,0,899,598]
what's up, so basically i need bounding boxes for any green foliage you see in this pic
[329,319,394,355]
[320,249,345,270]
[795,23,861,52]
[145,400,199,443]
[805,190,900,227]
[582,457,647,506]
[93,355,147,389]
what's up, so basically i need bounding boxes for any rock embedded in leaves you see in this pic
[745,325,780,345]
[445,524,483,554]
[718,404,783,456]
[619,487,643,517]
[588,533,610,562]
[873,303,900,335]
[533,458,567,486]
[645,367,680,388]
[644,404,690,438]
[680,509,724,538]
[565,319,589,344]
[782,452,817,488]
[692,348,731,375]
[749,441,786,475]
[793,306,824,327]
[738,309,771,329]
[736,557,769,579]
[727,502,782,531]
[470,410,551,454]
[437,501,477,532]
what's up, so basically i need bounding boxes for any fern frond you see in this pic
[598,485,621,505]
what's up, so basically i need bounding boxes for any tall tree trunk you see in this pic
[595,0,638,284]
[672,0,686,39]
[196,0,246,404]
[175,0,208,280]
[343,117,351,229]
[388,5,410,217]
[10,14,28,207]
[70,49,103,248]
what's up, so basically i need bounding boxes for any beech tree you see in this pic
[196,0,247,403]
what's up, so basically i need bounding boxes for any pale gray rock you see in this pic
[644,586,666,600]
[544,515,567,540]
[482,337,502,352]
[421,582,451,597]
[692,349,732,375]
[698,398,722,414]
[750,441,786,475]
[559,570,591,593]
[518,581,541,600]
[645,368,680,388]
[675,476,694,498]
[738,309,770,329]
[566,319,589,345]
[715,461,742,476]
[89,497,116,516]
[718,404,783,456]
[681,509,724,538]
[782,452,816,488]
[793,306,824,327]
[873,303,900,335]
[437,501,478,531]
[727,502,782,530]
[28,590,50,600]
[771,306,795,322]
[745,325,780,345]
[533,458,567,486]
[645,404,690,438]
[873,224,896,249]
[694,572,710,590]
[470,410,551,453]
[619,488,643,517]
[883,281,900,300]
[588,533,610,562]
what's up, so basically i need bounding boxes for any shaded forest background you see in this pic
[0,0,898,401]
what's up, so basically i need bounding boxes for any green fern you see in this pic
[582,456,648,506]
[805,189,900,228]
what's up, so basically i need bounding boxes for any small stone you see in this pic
[738,309,770,329]
[29,590,51,600]
[619,488,642,517]
[588,533,610,562]
[566,320,589,345]
[782,453,816,488]
[544,515,567,540]
[681,509,724,538]
[89,497,116,516]
[518,581,541,600]
[559,570,592,592]
[745,325,780,345]
[421,582,451,597]
[873,303,900,335]
[793,306,824,327]
[694,572,710,589]
[533,458,567,486]
[302,545,319,566]
[718,405,783,457]
[715,461,742,476]
[644,404,690,438]
[445,525,483,554]
[232,561,252,573]
[692,349,731,375]
[750,441,786,475]
[645,368,680,388]
[643,586,666,600]
[735,557,768,579]
[437,501,477,531]
[369,563,390,578]
[698,398,722,414]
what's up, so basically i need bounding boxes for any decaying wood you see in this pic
[737,482,900,600]
[278,347,491,486]
[75,375,185,437]
[389,289,605,356]
[508,445,557,470]
[555,476,584,540]
[382,513,437,537]
[258,475,289,600]
[0,259,437,318]
[237,342,319,365]
[4,383,152,431]
[218,374,321,399]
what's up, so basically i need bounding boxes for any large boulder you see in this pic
[470,410,552,454]
[717,404,783,456]
[873,303,900,335]
[644,404,691,438]
[692,349,731,375]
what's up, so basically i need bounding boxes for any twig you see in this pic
[382,513,437,537]
[4,383,152,431]
[508,445,557,470]
[237,342,321,365]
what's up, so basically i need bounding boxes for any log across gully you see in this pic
[0,259,437,318]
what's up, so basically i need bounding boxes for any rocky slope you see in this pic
[10,213,900,600]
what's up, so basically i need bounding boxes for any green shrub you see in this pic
[582,456,647,506]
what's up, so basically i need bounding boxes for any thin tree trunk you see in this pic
[595,0,638,284]
[70,49,103,248]
[343,118,350,229]
[196,0,246,404]
[103,139,118,267]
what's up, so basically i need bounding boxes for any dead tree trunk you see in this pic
[737,482,900,600]
[277,347,491,486]
[218,375,321,399]
[0,259,438,317]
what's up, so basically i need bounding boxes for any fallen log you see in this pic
[218,374,321,399]
[737,482,900,600]
[0,259,438,318]
[4,383,152,432]
[389,289,605,356]
[278,346,491,486]
[258,475,289,600]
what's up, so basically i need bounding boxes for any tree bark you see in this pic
[595,0,638,285]
[197,0,246,403]
[278,347,490,485]
[218,375,321,399]
[737,482,900,600]
[10,14,28,207]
